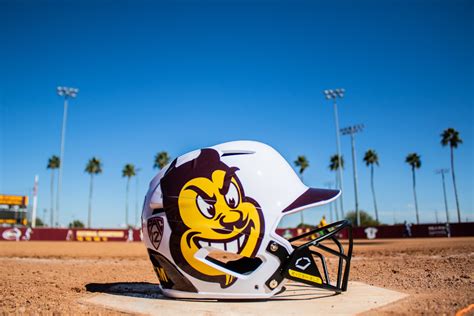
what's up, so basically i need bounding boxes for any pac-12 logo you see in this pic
[160,149,265,288]
[148,217,164,250]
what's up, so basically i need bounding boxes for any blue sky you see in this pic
[1,0,472,228]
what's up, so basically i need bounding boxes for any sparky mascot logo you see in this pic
[160,149,264,288]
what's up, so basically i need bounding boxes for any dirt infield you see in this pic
[1,238,473,315]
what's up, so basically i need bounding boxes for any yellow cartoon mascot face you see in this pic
[160,149,264,288]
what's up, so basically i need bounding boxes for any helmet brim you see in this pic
[282,188,340,214]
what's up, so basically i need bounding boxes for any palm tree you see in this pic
[85,157,103,228]
[441,128,463,223]
[405,153,421,224]
[294,155,309,180]
[363,150,379,222]
[154,151,170,169]
[329,154,344,219]
[47,155,60,227]
[294,155,309,225]
[122,164,136,227]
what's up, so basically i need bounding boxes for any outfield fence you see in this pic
[0,227,141,242]
[276,222,474,240]
[0,222,473,242]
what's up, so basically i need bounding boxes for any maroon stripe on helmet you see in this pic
[282,188,340,213]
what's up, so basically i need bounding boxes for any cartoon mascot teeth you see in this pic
[160,149,264,288]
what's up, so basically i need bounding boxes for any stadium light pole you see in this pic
[340,124,364,226]
[435,168,450,224]
[31,175,39,228]
[324,88,345,219]
[56,86,79,227]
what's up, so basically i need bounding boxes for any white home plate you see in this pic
[81,281,408,315]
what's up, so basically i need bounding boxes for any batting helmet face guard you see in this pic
[142,141,353,299]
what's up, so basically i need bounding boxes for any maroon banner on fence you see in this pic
[276,222,474,240]
[0,227,142,242]
[1,222,472,242]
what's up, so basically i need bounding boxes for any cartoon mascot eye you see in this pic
[196,195,215,218]
[225,182,240,208]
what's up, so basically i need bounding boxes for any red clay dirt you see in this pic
[1,238,473,315]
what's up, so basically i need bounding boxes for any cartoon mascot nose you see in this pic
[219,209,246,231]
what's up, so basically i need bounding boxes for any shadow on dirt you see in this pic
[85,282,335,302]
[86,282,164,299]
